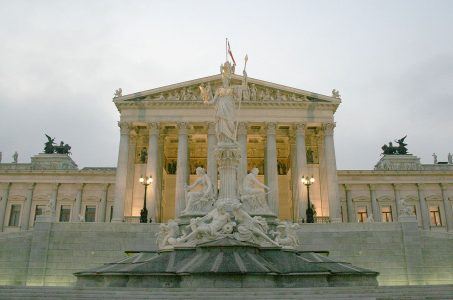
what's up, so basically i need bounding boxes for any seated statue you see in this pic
[270,221,300,249]
[156,219,180,249]
[182,167,216,214]
[399,198,413,216]
[177,203,231,245]
[240,167,271,213]
[232,203,279,247]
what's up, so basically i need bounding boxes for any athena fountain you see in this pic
[75,59,378,288]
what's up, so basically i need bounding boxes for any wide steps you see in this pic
[0,285,452,300]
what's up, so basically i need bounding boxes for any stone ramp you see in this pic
[1,285,453,300]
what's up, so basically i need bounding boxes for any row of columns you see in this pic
[112,121,342,222]
[343,183,453,231]
[0,182,110,231]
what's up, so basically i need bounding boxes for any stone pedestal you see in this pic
[216,143,241,208]
[374,154,422,171]
[31,154,78,170]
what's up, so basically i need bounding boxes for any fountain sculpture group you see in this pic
[75,59,379,288]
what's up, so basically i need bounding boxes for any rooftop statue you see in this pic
[43,134,71,155]
[199,58,248,145]
[114,88,122,98]
[12,151,18,163]
[332,89,341,98]
[381,135,409,155]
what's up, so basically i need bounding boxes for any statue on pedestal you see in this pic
[12,151,18,163]
[182,167,216,214]
[240,168,271,213]
[200,60,248,145]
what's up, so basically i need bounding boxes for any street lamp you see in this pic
[301,175,315,223]
[139,175,153,223]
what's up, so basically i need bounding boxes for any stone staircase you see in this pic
[0,285,452,299]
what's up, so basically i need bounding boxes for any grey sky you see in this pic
[1,0,452,170]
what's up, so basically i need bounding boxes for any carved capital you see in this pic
[266,122,277,135]
[294,123,306,136]
[118,121,130,135]
[344,184,352,192]
[322,122,336,136]
[27,183,36,191]
[368,184,377,191]
[0,182,11,191]
[207,122,216,135]
[393,183,403,191]
[177,122,188,135]
[416,183,425,191]
[148,122,159,136]
[129,127,138,138]
[102,183,110,192]
[237,122,248,136]
[440,183,449,191]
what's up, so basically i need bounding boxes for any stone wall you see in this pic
[0,219,452,287]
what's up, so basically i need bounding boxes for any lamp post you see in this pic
[139,175,153,223]
[301,175,315,223]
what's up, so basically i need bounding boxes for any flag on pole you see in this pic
[227,40,236,66]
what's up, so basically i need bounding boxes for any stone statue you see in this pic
[250,84,257,101]
[332,89,341,98]
[156,219,180,249]
[182,167,216,214]
[395,136,408,155]
[177,203,231,244]
[45,196,56,216]
[44,134,55,154]
[240,168,271,213]
[139,147,148,164]
[114,88,122,98]
[12,151,18,163]
[433,153,438,164]
[232,203,279,247]
[366,213,374,223]
[270,221,300,249]
[399,198,413,217]
[448,153,452,164]
[199,61,248,144]
[78,214,85,222]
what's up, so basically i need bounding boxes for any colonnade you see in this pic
[111,121,342,223]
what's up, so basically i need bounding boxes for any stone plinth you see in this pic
[31,154,78,170]
[75,237,379,288]
[374,154,421,171]
[216,143,241,208]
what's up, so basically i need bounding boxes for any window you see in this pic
[34,205,46,221]
[59,205,71,222]
[8,205,21,227]
[85,206,96,222]
[110,206,114,222]
[357,207,368,223]
[381,206,393,222]
[429,206,442,226]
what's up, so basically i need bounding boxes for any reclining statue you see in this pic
[182,167,216,214]
[240,167,271,213]
[177,203,232,245]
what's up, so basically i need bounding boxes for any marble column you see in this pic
[417,183,430,230]
[237,122,248,192]
[207,122,218,192]
[157,136,164,222]
[175,122,189,216]
[318,133,329,218]
[345,184,355,222]
[146,122,160,222]
[265,122,279,215]
[71,184,84,222]
[289,137,298,222]
[21,183,36,230]
[393,184,402,220]
[295,123,307,222]
[440,184,453,231]
[124,128,137,217]
[369,184,381,222]
[323,123,341,223]
[0,183,11,231]
[112,121,131,222]
[98,184,109,222]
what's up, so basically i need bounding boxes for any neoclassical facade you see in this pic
[0,73,452,232]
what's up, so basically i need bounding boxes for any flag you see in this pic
[227,40,236,66]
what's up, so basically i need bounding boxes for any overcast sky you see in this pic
[1,0,452,170]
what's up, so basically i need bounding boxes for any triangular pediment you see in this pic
[114,74,341,106]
